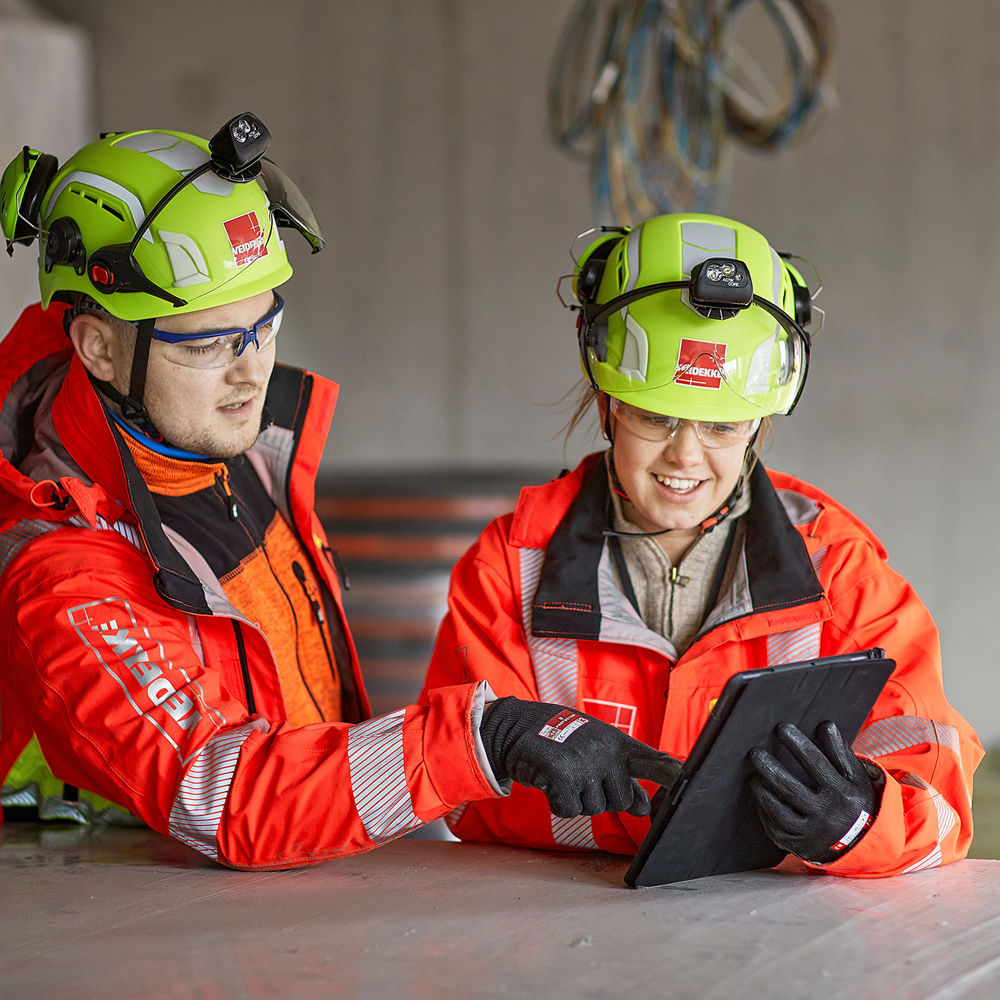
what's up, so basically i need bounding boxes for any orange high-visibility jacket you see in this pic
[421,453,983,878]
[0,304,498,869]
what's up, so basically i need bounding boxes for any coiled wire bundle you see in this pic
[548,0,835,222]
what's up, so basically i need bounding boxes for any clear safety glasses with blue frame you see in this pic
[149,292,284,369]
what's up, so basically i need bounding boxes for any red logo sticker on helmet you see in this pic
[675,338,727,389]
[223,212,268,267]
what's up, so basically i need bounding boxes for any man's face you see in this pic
[120,289,278,459]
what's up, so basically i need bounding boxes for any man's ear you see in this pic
[67,312,120,382]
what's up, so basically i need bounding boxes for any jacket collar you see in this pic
[0,303,339,614]
[528,455,826,641]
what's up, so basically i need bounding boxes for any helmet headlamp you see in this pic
[689,257,753,319]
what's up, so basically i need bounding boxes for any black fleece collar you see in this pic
[530,461,823,641]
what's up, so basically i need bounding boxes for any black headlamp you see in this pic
[688,257,753,318]
[208,113,271,182]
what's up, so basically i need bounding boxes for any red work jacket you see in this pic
[421,453,983,878]
[0,303,497,869]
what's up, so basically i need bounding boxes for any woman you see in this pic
[420,212,982,878]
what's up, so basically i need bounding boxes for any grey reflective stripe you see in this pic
[624,226,642,293]
[0,515,141,583]
[680,220,736,277]
[520,547,579,705]
[347,709,421,843]
[768,246,783,305]
[445,802,469,830]
[896,773,958,875]
[810,546,827,577]
[766,623,822,665]
[764,548,825,664]
[552,815,599,850]
[68,512,142,549]
[169,719,268,859]
[46,170,150,241]
[519,548,596,848]
[0,519,62,576]
[853,716,961,759]
[854,719,963,876]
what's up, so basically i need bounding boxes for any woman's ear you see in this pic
[67,312,120,382]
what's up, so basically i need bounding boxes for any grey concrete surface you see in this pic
[2,824,999,998]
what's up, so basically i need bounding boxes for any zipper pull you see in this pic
[292,561,326,624]
[217,468,239,520]
[669,565,689,587]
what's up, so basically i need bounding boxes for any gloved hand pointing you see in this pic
[748,720,882,864]
[479,696,682,818]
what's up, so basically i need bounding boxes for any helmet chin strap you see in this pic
[87,317,159,434]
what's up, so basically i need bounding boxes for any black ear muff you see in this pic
[575,231,626,386]
[778,252,812,328]
[791,271,812,328]
[576,254,608,305]
[3,147,59,249]
[44,217,86,274]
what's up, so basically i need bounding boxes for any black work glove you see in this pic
[748,721,881,865]
[480,697,682,818]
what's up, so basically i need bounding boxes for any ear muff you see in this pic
[779,252,812,328]
[1,147,59,251]
[575,229,627,385]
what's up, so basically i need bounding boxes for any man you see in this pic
[0,113,679,869]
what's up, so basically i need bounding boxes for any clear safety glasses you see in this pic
[609,396,761,449]
[150,292,284,369]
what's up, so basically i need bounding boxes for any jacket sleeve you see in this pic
[0,529,500,870]
[810,532,984,878]
[420,520,581,850]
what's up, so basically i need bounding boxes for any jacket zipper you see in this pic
[230,618,257,715]
[216,466,239,521]
[293,559,339,688]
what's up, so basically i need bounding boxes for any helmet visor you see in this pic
[258,158,324,253]
[592,291,811,419]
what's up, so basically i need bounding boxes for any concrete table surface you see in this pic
[2,823,999,999]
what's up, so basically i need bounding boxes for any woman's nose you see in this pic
[661,421,704,465]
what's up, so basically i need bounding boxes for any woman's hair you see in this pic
[562,381,600,440]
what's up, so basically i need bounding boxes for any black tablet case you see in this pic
[625,649,894,888]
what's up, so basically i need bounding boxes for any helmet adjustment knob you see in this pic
[43,217,86,274]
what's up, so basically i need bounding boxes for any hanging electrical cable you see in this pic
[547,0,836,222]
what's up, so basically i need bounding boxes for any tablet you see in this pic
[625,648,894,888]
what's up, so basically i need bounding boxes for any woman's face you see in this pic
[601,395,749,538]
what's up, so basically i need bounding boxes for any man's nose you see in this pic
[228,341,269,384]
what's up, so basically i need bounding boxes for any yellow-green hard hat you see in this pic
[572,213,813,421]
[2,117,322,322]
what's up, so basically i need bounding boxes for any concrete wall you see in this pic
[0,1,91,330]
[15,1,1000,746]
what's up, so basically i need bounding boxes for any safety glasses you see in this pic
[150,292,284,369]
[609,396,761,448]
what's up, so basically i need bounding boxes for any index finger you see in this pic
[628,745,683,788]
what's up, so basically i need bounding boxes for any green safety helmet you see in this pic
[570,213,813,422]
[1,112,323,322]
